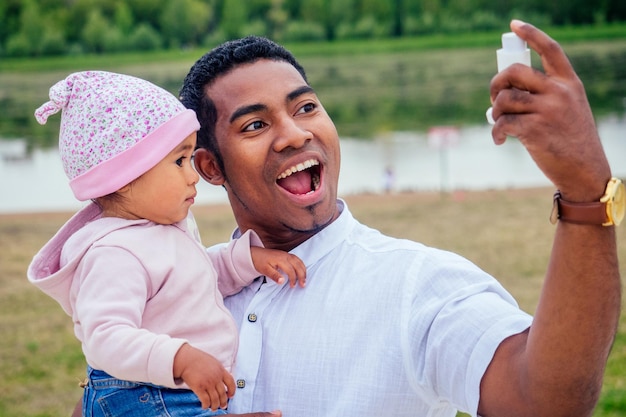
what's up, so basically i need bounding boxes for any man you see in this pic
[73,20,622,417]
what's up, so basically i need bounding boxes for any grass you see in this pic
[1,188,624,416]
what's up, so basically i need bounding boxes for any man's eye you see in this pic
[243,120,266,132]
[296,103,316,114]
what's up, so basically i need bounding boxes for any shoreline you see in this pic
[0,186,556,219]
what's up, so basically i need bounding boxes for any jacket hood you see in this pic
[26,202,146,315]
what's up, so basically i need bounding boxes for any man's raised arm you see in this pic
[479,19,622,417]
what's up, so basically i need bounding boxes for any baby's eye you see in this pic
[176,156,185,167]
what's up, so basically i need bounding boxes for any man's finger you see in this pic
[510,19,576,79]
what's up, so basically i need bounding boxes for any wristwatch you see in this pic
[550,177,625,226]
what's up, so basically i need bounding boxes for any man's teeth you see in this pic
[312,174,320,190]
[277,159,319,179]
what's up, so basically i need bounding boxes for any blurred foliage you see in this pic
[1,32,625,148]
[0,0,625,57]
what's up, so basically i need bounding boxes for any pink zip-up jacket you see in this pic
[27,202,262,388]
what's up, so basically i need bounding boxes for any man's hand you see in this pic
[173,343,236,410]
[481,20,620,417]
[488,19,611,202]
[251,246,306,288]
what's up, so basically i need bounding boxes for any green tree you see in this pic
[447,0,474,21]
[421,0,443,18]
[128,23,163,51]
[102,27,127,52]
[267,0,288,39]
[299,0,325,23]
[246,0,272,19]
[391,0,405,36]
[4,0,44,56]
[283,20,325,41]
[126,0,166,26]
[160,0,212,47]
[0,0,7,51]
[358,0,393,22]
[40,24,67,55]
[220,0,248,39]
[5,33,31,57]
[607,0,626,21]
[19,0,44,54]
[81,8,111,53]
[114,2,134,35]
[322,0,355,40]
[64,0,114,45]
[1,0,625,57]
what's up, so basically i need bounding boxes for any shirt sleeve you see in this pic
[208,229,263,296]
[402,248,532,416]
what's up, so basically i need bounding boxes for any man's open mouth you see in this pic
[276,159,321,195]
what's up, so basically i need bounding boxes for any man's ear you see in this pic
[194,148,225,186]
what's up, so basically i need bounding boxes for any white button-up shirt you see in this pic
[222,200,532,417]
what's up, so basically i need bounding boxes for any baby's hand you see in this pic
[250,247,306,288]
[173,343,235,410]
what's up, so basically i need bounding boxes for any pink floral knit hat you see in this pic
[35,71,200,201]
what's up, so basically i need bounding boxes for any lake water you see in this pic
[1,117,625,214]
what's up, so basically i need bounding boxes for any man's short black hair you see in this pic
[179,36,308,173]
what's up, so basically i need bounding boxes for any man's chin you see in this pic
[298,198,339,232]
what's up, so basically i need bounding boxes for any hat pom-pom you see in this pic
[34,77,73,125]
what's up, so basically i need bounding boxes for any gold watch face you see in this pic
[611,179,625,226]
[604,178,625,226]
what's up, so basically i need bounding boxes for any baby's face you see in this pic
[114,133,199,224]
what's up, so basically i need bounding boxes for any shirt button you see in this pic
[237,379,246,388]
[247,313,257,322]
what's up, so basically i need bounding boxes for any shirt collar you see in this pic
[231,199,355,268]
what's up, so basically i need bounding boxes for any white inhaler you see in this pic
[486,32,531,125]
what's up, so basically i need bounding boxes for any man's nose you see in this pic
[272,117,313,152]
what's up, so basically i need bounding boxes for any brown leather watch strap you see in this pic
[553,191,608,225]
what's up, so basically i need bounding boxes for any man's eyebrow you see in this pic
[228,85,315,124]
[230,103,266,124]
[287,85,315,102]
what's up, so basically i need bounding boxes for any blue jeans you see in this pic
[83,367,227,417]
